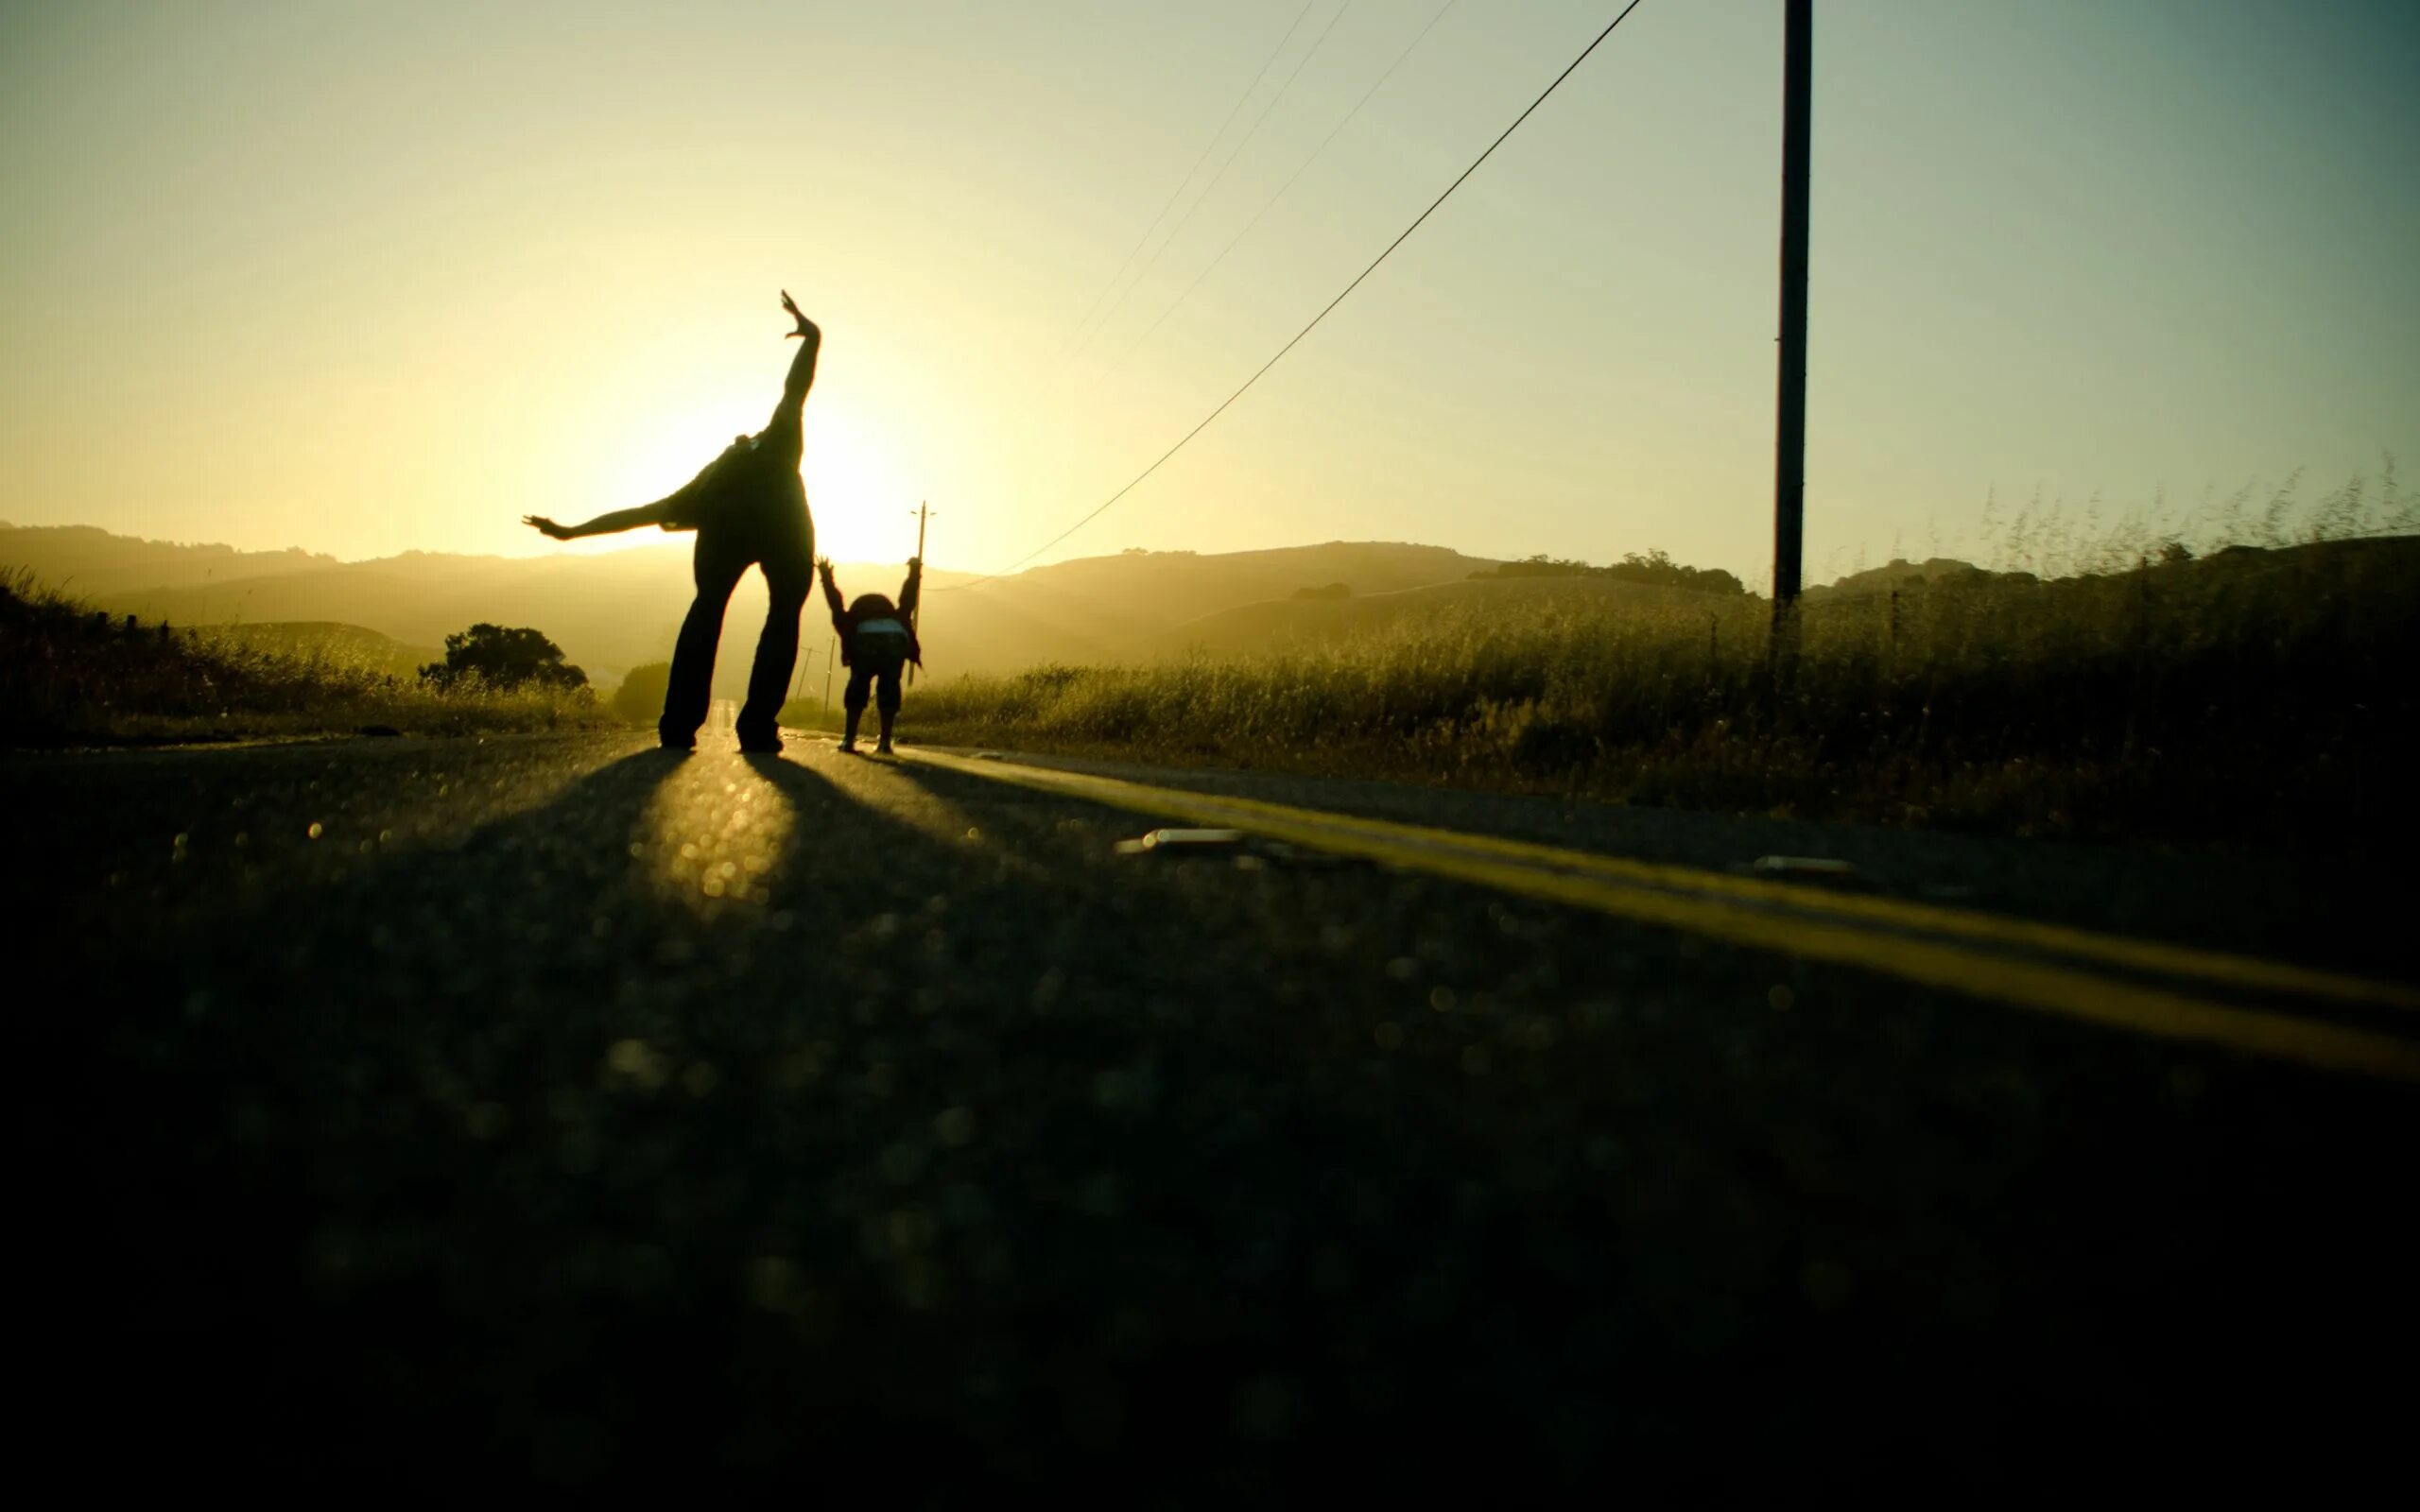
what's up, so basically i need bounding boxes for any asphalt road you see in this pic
[11,730,2414,1493]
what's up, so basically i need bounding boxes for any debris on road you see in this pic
[1745,854,1865,885]
[1115,827,1251,856]
[1114,825,1362,871]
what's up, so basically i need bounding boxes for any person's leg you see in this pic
[738,552,810,750]
[736,521,812,749]
[661,534,748,747]
[874,662,903,752]
[840,665,872,750]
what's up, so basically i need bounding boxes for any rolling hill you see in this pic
[1,525,1508,691]
[1150,573,1747,661]
[191,622,443,681]
[0,524,340,596]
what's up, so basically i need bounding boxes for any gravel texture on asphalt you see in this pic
[10,730,2411,1494]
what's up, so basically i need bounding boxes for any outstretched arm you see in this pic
[523,501,669,541]
[897,557,923,618]
[525,438,742,541]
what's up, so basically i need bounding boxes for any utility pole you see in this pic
[1771,0,1812,664]
[908,500,934,685]
[822,634,836,717]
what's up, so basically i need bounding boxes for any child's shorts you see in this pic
[844,640,908,712]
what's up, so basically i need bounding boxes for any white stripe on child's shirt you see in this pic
[857,619,908,639]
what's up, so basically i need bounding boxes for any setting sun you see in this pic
[797,399,920,563]
[560,371,913,565]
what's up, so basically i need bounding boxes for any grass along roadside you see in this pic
[872,533,2420,853]
[1,574,605,747]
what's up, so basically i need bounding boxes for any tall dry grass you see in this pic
[1,573,600,746]
[891,467,2420,849]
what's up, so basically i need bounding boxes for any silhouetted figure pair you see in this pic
[821,557,922,754]
[525,292,821,753]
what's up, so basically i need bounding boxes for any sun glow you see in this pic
[640,756,797,917]
[577,387,916,565]
[799,399,922,564]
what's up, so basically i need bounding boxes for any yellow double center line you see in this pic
[899,747,2420,1085]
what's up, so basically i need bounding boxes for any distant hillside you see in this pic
[995,542,1494,626]
[1801,556,2031,601]
[69,542,796,695]
[21,522,2407,693]
[189,622,443,681]
[940,542,1499,664]
[1154,574,1733,661]
[1797,541,2413,603]
[1,527,1503,690]
[0,524,340,596]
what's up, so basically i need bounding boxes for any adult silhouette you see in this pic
[525,292,821,752]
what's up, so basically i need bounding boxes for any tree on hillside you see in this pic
[1605,550,1746,596]
[612,662,671,722]
[1468,551,1745,595]
[1469,555,1597,580]
[420,624,587,690]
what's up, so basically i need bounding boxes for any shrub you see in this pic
[420,623,587,691]
[0,574,597,746]
[613,662,671,724]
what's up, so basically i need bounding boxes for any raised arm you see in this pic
[817,558,848,625]
[897,557,923,618]
[768,290,821,433]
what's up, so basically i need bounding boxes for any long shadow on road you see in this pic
[33,739,2420,1492]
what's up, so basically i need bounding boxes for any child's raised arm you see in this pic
[817,557,849,626]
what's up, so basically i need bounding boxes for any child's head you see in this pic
[848,593,897,619]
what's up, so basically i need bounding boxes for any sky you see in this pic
[4,0,2414,583]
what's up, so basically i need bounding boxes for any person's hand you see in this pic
[816,556,835,577]
[781,290,818,340]
[907,556,922,571]
[523,515,571,541]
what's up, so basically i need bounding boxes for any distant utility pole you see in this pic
[908,500,934,685]
[1771,0,1812,662]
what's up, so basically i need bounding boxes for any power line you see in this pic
[943,0,1651,592]
[1073,0,1357,367]
[1057,2,1316,360]
[1102,0,1460,386]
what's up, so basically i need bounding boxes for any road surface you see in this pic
[11,730,2414,1491]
